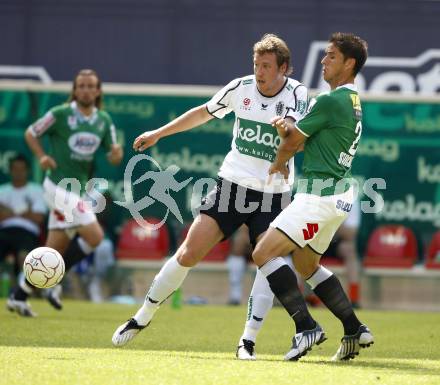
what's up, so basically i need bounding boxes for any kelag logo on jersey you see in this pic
[68,133,101,155]
[302,42,440,94]
[235,117,280,162]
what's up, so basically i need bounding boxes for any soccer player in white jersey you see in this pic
[112,34,308,347]
[249,32,373,362]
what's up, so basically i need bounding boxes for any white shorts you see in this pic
[43,177,97,232]
[270,187,354,255]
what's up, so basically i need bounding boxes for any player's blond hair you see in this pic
[69,69,103,109]
[253,34,293,76]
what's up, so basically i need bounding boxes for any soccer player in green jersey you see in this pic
[7,69,123,317]
[249,33,373,361]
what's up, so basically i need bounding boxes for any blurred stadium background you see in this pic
[0,0,440,311]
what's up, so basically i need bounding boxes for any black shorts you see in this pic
[322,236,342,258]
[0,226,40,274]
[198,178,291,247]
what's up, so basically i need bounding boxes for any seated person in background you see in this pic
[227,225,252,305]
[322,199,361,307]
[0,154,47,280]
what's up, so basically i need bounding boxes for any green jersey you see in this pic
[296,84,362,196]
[29,101,117,188]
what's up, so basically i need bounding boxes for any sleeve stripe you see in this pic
[29,113,55,137]
[109,124,117,144]
[295,124,310,137]
[284,107,297,121]
[292,84,307,112]
[27,126,38,137]
[207,79,241,117]
[205,105,222,118]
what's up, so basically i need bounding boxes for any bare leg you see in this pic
[112,214,225,346]
[46,230,71,254]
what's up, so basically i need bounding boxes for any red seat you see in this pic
[205,239,231,262]
[425,231,440,269]
[363,225,418,268]
[116,218,170,260]
[179,224,230,262]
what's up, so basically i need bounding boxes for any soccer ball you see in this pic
[23,247,65,289]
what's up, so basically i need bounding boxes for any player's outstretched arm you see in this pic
[133,104,213,152]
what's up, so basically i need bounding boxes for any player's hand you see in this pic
[107,144,123,165]
[268,161,289,181]
[39,155,57,170]
[270,116,291,138]
[133,130,161,152]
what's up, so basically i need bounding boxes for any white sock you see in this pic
[239,268,274,343]
[134,256,190,325]
[20,273,34,294]
[78,237,95,254]
[227,255,247,303]
[259,256,288,277]
[306,265,333,290]
[239,256,294,344]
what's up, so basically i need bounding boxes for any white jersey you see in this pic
[0,182,47,235]
[206,75,308,193]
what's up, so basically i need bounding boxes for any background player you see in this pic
[7,69,123,317]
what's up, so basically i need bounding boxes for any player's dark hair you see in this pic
[69,69,103,109]
[329,33,368,76]
[254,33,293,76]
[9,154,30,170]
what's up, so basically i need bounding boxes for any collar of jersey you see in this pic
[70,101,98,124]
[336,83,357,92]
[256,77,288,98]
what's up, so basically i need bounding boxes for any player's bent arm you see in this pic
[277,117,297,138]
[24,129,57,170]
[24,129,46,160]
[273,126,307,165]
[107,143,124,166]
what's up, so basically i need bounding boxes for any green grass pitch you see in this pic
[1,299,439,385]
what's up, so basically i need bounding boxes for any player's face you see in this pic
[73,74,100,108]
[253,52,286,96]
[321,43,346,85]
